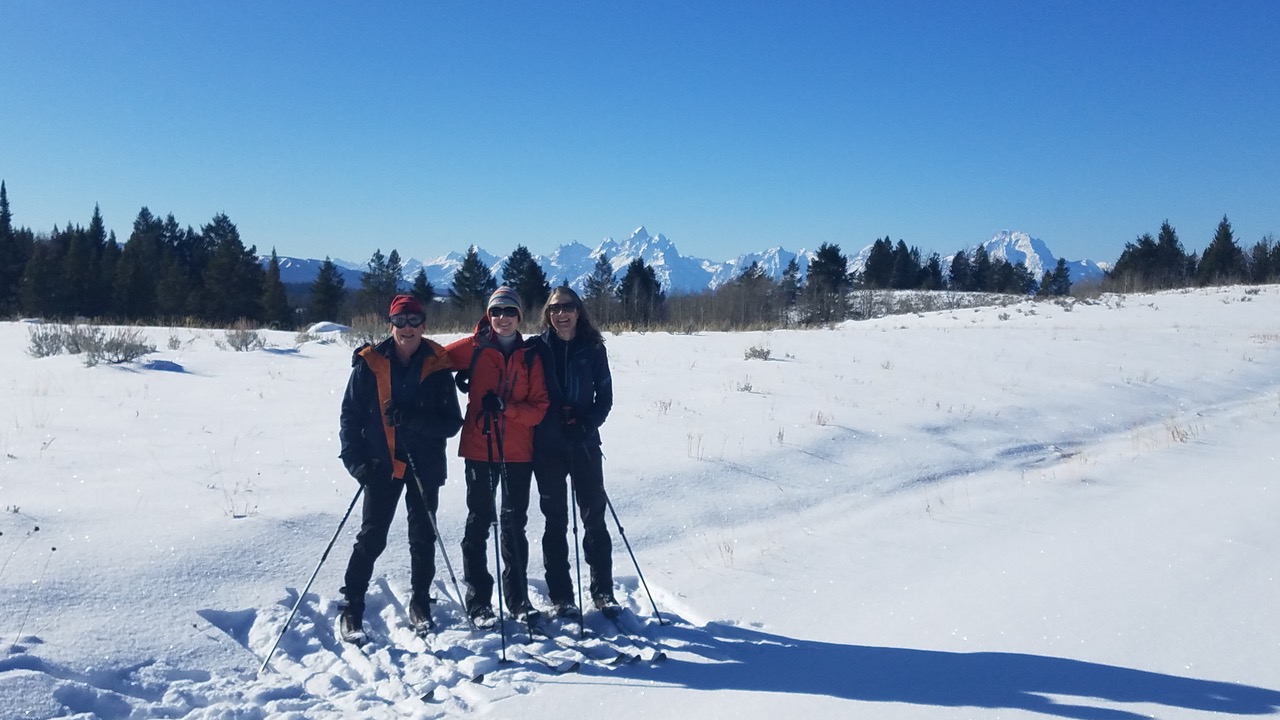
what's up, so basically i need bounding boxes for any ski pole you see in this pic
[569,478,585,638]
[258,485,363,675]
[485,411,509,662]
[604,493,666,625]
[406,453,467,620]
[427,511,466,620]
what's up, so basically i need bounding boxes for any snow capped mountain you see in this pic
[968,230,1105,285]
[590,227,719,293]
[708,247,814,290]
[401,246,503,290]
[270,255,361,286]
[266,228,1104,293]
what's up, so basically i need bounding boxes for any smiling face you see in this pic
[488,305,521,337]
[389,312,425,358]
[545,289,579,341]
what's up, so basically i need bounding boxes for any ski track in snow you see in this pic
[5,576,686,719]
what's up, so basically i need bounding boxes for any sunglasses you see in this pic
[547,302,578,315]
[389,313,425,328]
[489,306,520,319]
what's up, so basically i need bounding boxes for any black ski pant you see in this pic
[460,459,533,614]
[341,474,438,612]
[534,443,613,605]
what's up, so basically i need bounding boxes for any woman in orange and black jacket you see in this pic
[445,286,549,627]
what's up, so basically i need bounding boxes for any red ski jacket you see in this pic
[445,319,549,463]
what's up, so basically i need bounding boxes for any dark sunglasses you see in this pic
[389,313,425,328]
[547,302,578,314]
[489,306,520,319]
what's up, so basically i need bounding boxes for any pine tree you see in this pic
[502,245,551,315]
[98,231,121,316]
[889,240,922,290]
[583,254,618,325]
[60,222,97,317]
[156,254,190,318]
[1050,261,1069,295]
[85,205,114,315]
[778,257,802,308]
[725,260,775,327]
[147,217,196,317]
[21,238,59,317]
[0,181,25,315]
[948,250,971,291]
[261,248,293,328]
[1154,221,1189,288]
[310,257,347,323]
[861,237,894,289]
[113,208,164,319]
[970,246,992,292]
[921,253,944,290]
[200,213,263,324]
[617,257,664,326]
[1108,233,1156,291]
[357,248,403,317]
[448,246,497,314]
[1198,215,1246,286]
[989,258,1015,293]
[1270,236,1280,283]
[803,242,850,323]
[1247,237,1271,284]
[410,268,436,309]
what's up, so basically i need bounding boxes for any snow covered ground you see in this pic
[2,285,1278,719]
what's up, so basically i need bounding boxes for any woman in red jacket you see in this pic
[446,286,549,627]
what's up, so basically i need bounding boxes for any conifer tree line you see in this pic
[0,183,294,328]
[2,181,1277,331]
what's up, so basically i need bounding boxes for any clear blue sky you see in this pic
[3,1,1277,266]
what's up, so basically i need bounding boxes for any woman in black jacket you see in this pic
[528,287,619,618]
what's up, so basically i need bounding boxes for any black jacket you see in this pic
[527,329,613,452]
[339,337,463,485]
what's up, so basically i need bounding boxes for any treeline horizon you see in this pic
[2,181,1278,332]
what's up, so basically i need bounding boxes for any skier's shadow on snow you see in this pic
[658,621,1280,719]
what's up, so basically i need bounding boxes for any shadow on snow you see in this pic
[657,621,1280,719]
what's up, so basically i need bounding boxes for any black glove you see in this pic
[351,457,384,487]
[561,406,586,442]
[383,400,409,428]
[481,392,504,414]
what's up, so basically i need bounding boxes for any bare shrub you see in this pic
[64,325,105,355]
[84,327,156,366]
[224,319,266,352]
[27,324,67,358]
[346,313,386,348]
[294,329,336,346]
[743,344,771,361]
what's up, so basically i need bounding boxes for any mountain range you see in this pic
[270,227,1106,294]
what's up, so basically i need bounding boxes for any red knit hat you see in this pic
[389,294,425,317]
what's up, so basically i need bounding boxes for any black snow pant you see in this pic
[534,442,613,605]
[341,474,438,612]
[460,459,534,614]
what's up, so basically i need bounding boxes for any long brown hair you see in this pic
[540,286,603,345]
